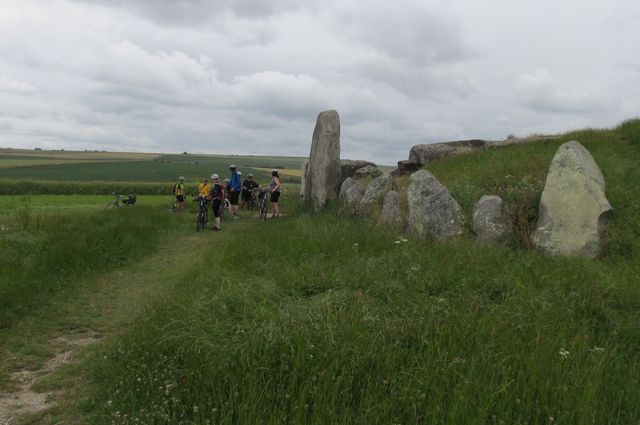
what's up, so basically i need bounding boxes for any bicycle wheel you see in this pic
[260,197,268,220]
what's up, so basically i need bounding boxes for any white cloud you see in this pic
[0,0,638,164]
[514,68,618,114]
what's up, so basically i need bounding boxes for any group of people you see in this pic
[173,164,282,231]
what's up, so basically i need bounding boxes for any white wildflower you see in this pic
[559,348,570,359]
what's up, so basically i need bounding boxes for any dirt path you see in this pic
[0,231,219,424]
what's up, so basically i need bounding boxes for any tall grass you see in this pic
[0,204,178,328]
[83,212,640,424]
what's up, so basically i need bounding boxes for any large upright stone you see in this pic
[379,190,403,227]
[359,174,392,216]
[305,110,341,210]
[407,170,465,240]
[339,177,365,206]
[473,195,507,243]
[532,141,613,258]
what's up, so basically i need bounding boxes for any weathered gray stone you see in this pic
[379,190,403,227]
[305,110,341,210]
[353,164,382,179]
[532,141,613,258]
[407,170,465,240]
[339,177,365,206]
[409,143,457,165]
[359,174,392,216]
[340,160,375,181]
[473,195,507,243]
[392,159,421,176]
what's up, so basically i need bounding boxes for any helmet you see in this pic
[211,173,219,180]
[271,169,278,176]
[237,171,242,176]
[247,173,253,178]
[224,178,230,182]
[179,176,185,181]
[203,178,208,183]
[229,164,237,170]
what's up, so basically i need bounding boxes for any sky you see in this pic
[0,0,638,164]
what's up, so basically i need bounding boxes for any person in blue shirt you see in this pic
[228,164,242,219]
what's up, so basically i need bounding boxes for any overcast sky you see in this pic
[0,0,638,164]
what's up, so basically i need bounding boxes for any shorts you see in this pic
[175,195,185,203]
[229,191,240,205]
[241,190,252,201]
[270,191,280,203]
[211,199,223,218]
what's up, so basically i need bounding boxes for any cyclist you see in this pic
[268,169,282,218]
[241,173,260,209]
[228,164,242,219]
[198,177,211,197]
[173,176,186,212]
[209,174,226,231]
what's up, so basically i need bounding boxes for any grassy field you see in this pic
[0,194,171,218]
[0,120,639,424]
[0,150,304,185]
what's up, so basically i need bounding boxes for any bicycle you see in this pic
[193,196,209,232]
[106,192,136,209]
[254,188,269,220]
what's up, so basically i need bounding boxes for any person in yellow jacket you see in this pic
[173,176,186,212]
[198,178,211,197]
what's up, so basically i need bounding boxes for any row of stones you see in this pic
[340,171,504,242]
[303,110,612,258]
[340,141,613,258]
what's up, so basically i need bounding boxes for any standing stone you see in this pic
[379,190,403,227]
[407,170,465,240]
[532,141,613,258]
[473,195,507,243]
[305,110,341,210]
[339,177,365,206]
[359,174,392,216]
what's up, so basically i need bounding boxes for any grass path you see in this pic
[0,216,250,424]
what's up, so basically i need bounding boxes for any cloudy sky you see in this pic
[0,0,638,164]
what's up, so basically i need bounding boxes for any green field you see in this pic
[0,151,304,185]
[0,120,639,424]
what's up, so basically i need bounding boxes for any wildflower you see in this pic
[400,238,408,242]
[589,346,605,353]
[410,265,421,272]
[559,348,570,358]
[193,406,199,413]
[394,240,401,244]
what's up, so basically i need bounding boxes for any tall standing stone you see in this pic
[407,170,465,240]
[532,141,613,258]
[305,110,341,210]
